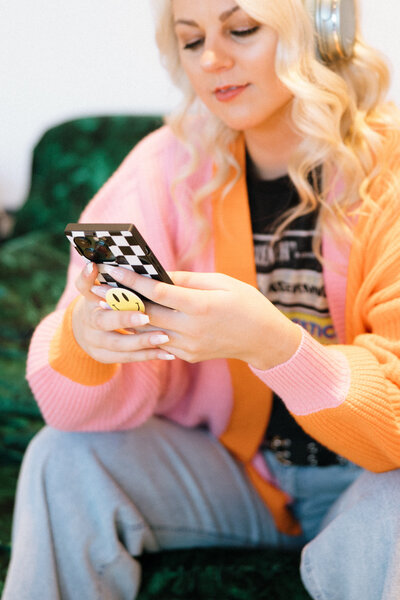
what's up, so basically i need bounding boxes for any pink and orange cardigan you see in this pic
[27,126,400,535]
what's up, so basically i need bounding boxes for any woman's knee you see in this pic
[20,418,173,490]
[325,468,400,526]
[23,426,80,469]
[300,469,400,599]
[20,426,120,489]
[367,469,400,511]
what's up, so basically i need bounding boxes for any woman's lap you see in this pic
[4,416,400,599]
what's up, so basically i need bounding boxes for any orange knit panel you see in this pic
[245,463,302,536]
[220,359,272,462]
[213,135,272,460]
[296,406,399,472]
[293,340,400,472]
[211,136,298,531]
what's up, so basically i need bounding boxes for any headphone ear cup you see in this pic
[335,0,357,59]
[304,0,356,63]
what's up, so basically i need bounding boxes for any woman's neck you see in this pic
[243,112,301,181]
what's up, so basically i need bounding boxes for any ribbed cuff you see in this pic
[250,328,351,416]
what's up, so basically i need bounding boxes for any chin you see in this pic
[216,115,266,132]
[209,106,272,133]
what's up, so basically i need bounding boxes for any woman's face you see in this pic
[172,0,293,134]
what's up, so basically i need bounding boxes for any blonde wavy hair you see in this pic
[150,0,400,257]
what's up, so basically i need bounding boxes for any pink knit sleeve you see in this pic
[25,128,183,431]
[250,327,351,415]
[27,308,164,431]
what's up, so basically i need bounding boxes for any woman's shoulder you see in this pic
[351,127,400,248]
[79,118,212,220]
[124,123,188,165]
[111,117,214,197]
[354,123,400,210]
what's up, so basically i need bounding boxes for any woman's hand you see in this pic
[103,266,302,370]
[71,263,176,363]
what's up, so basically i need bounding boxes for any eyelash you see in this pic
[183,26,259,51]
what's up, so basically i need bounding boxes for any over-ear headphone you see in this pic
[304,0,356,63]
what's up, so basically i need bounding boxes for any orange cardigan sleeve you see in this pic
[254,181,400,472]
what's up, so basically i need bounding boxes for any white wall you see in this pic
[1,0,399,211]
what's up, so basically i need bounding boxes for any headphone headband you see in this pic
[305,0,356,63]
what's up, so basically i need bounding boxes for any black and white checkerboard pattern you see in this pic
[66,228,158,288]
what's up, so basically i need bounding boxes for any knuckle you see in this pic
[185,338,199,355]
[107,336,122,353]
[176,341,198,363]
[90,310,101,330]
[153,282,168,304]
[185,354,197,364]
[194,300,209,317]
[91,307,107,330]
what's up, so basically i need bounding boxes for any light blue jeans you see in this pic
[2,417,400,599]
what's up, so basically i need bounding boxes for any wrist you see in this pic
[248,319,303,372]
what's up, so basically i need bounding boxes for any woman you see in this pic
[4,1,400,598]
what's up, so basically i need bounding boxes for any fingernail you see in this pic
[150,334,169,345]
[131,314,150,326]
[103,265,124,281]
[91,286,107,298]
[85,262,94,275]
[99,301,112,310]
[158,353,175,361]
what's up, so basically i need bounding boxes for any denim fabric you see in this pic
[300,469,400,600]
[262,451,362,543]
[2,417,399,599]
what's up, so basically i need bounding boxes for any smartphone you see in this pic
[64,223,173,302]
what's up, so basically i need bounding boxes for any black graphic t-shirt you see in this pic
[246,155,347,466]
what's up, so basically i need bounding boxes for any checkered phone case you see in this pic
[64,223,173,292]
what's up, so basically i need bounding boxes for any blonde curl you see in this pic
[150,0,400,262]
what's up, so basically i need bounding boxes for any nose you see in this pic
[200,47,234,72]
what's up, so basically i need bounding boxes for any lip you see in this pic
[214,84,249,102]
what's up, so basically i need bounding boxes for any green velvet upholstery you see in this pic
[0,115,311,598]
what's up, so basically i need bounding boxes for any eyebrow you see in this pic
[174,6,240,27]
